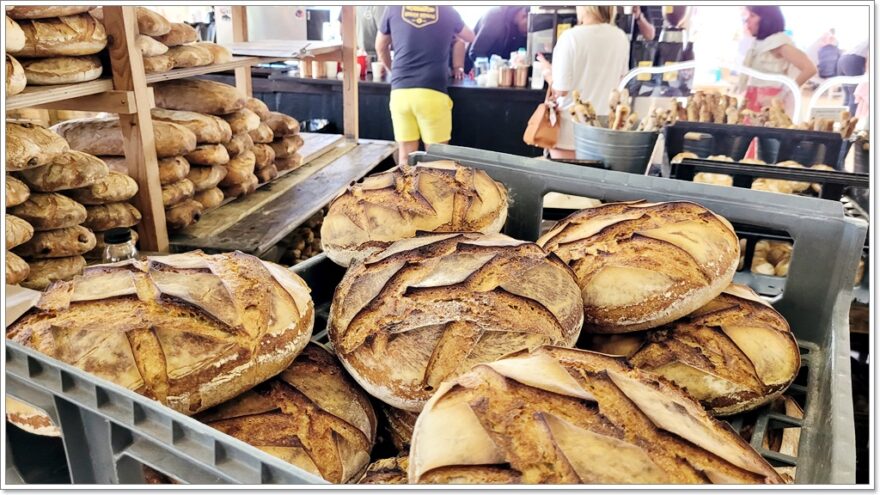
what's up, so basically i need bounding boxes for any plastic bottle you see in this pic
[102,228,138,263]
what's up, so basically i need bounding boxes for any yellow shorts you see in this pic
[389,88,453,144]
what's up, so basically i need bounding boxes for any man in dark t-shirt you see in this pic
[376,6,475,164]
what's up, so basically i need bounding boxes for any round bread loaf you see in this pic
[21,255,86,290]
[6,175,31,207]
[9,6,94,19]
[8,251,315,415]
[17,150,109,192]
[162,178,195,208]
[167,44,213,68]
[20,55,102,85]
[157,156,191,186]
[537,201,739,333]
[142,54,173,74]
[153,21,198,47]
[359,456,409,485]
[408,346,785,484]
[197,343,377,484]
[66,171,138,205]
[328,232,584,411]
[83,202,142,231]
[6,251,30,285]
[583,284,799,416]
[249,122,274,144]
[5,214,34,250]
[245,97,270,121]
[6,122,70,171]
[186,143,230,166]
[89,7,171,37]
[321,161,509,267]
[192,187,224,210]
[153,79,246,116]
[220,150,256,186]
[225,132,254,157]
[265,111,299,137]
[253,143,276,169]
[10,193,86,231]
[6,16,26,52]
[17,14,107,57]
[165,198,203,230]
[151,108,233,144]
[6,55,26,96]
[51,117,197,158]
[187,165,228,192]
[223,108,260,134]
[15,225,96,259]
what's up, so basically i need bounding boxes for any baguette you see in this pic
[6,175,31,207]
[83,202,142,231]
[245,97,271,121]
[17,150,109,192]
[20,55,102,85]
[6,122,70,171]
[6,251,30,285]
[165,198,203,230]
[21,255,86,290]
[193,42,232,64]
[14,225,96,259]
[142,54,173,74]
[157,156,191,186]
[186,165,227,192]
[6,54,26,96]
[17,14,107,57]
[6,16,25,52]
[249,123,274,144]
[151,108,233,144]
[10,6,94,20]
[223,108,260,134]
[89,7,171,36]
[52,117,197,158]
[136,34,167,56]
[153,22,198,47]
[192,187,224,210]
[220,150,256,186]
[5,214,34,250]
[10,193,87,231]
[162,178,195,207]
[185,144,230,166]
[167,43,213,68]
[153,79,246,115]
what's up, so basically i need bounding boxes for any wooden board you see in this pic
[226,40,342,59]
[6,79,114,111]
[298,132,345,164]
[144,56,282,84]
[170,140,396,255]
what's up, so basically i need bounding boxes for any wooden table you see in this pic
[169,135,396,258]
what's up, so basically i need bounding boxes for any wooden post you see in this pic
[341,6,358,140]
[103,6,168,252]
[231,6,253,97]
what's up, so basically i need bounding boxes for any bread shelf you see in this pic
[5,79,115,111]
[144,56,285,84]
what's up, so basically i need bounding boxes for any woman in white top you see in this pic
[739,6,816,114]
[539,6,629,159]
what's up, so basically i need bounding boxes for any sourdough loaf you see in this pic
[409,346,785,484]
[6,122,70,171]
[8,251,315,415]
[157,156,191,186]
[222,174,258,198]
[162,179,195,207]
[265,112,300,137]
[151,108,233,144]
[197,343,376,484]
[186,144,230,166]
[223,108,261,134]
[153,79,246,115]
[220,150,256,186]
[329,232,583,411]
[17,150,108,192]
[10,193,86,231]
[270,135,304,158]
[165,199,202,230]
[193,42,232,64]
[6,175,31,207]
[154,22,198,46]
[187,165,228,192]
[275,153,303,172]
[142,54,173,74]
[6,214,34,250]
[225,132,254,157]
[83,202,142,231]
[167,44,213,68]
[584,284,800,416]
[253,143,276,169]
[6,55,26,96]
[89,7,171,37]
[9,6,94,19]
[537,201,739,333]
[52,117,197,158]
[17,14,107,57]
[21,255,86,290]
[20,55,102,85]
[245,97,271,121]
[359,457,409,485]
[192,187,224,210]
[6,16,25,52]
[66,171,138,205]
[249,122,274,144]
[15,225,96,259]
[255,164,278,183]
[136,34,167,56]
[384,406,417,452]
[321,161,509,267]
[6,251,30,285]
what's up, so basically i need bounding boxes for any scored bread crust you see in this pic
[359,456,409,485]
[408,346,785,484]
[6,175,31,207]
[321,161,509,267]
[8,251,315,416]
[17,150,109,192]
[6,122,70,171]
[328,232,584,412]
[537,200,739,333]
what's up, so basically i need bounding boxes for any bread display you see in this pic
[223,108,261,134]
[6,16,26,52]
[8,251,315,415]
[165,198,203,230]
[275,153,303,172]
[249,122,274,144]
[265,112,300,137]
[197,343,377,484]
[52,117,197,158]
[9,6,94,20]
[21,255,86,290]
[187,165,227,192]
[6,175,31,207]
[83,202,142,231]
[6,55,26,96]
[282,211,323,265]
[20,55,102,85]
[253,143,276,169]
[135,34,167,56]
[5,214,34,250]
[153,79,247,115]
[153,22,198,47]
[185,143,230,166]
[151,108,232,144]
[6,122,70,171]
[329,232,583,411]
[142,54,173,74]
[89,7,171,37]
[17,150,108,192]
[193,42,232,64]
[219,150,256,186]
[161,178,195,208]
[222,173,258,198]
[225,132,254,157]
[255,163,278,183]
[359,457,409,485]
[321,161,509,267]
[408,346,784,484]
[751,239,792,277]
[192,187,224,210]
[17,14,107,57]
[157,156,191,186]
[66,171,138,204]
[245,97,271,121]
[537,201,739,333]
[14,225,96,259]
[270,134,304,158]
[10,193,86,231]
[167,44,213,68]
[6,251,30,285]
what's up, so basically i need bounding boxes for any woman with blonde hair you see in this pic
[538,6,630,159]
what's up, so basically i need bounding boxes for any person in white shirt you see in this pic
[537,6,630,159]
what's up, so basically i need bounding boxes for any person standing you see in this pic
[537,6,629,159]
[376,6,475,164]
[357,6,387,59]
[467,7,529,67]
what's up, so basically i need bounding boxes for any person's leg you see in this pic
[389,89,421,164]
[410,89,453,149]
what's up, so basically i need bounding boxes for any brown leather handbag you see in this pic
[523,88,559,149]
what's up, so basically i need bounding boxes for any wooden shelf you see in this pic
[6,79,115,111]
[144,56,283,84]
[226,40,341,59]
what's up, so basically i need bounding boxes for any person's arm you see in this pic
[633,6,655,41]
[451,39,466,79]
[375,32,392,73]
[773,44,818,87]
[550,34,574,98]
[456,25,475,44]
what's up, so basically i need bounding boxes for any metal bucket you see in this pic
[573,120,658,174]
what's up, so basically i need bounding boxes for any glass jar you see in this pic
[102,227,138,263]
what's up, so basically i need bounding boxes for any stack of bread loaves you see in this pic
[246,98,280,183]
[267,110,304,173]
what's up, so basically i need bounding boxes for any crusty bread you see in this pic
[270,134,304,158]
[265,111,300,137]
[17,14,107,57]
[10,193,86,231]
[249,122,274,144]
[21,255,86,290]
[245,97,271,121]
[275,153,303,172]
[5,397,59,437]
[89,7,171,37]
[6,251,30,285]
[162,179,195,208]
[321,161,509,267]
[6,55,26,96]
[197,343,376,483]
[66,171,138,205]
[6,122,70,171]
[694,172,734,187]
[584,284,800,416]
[223,108,261,134]
[537,201,739,333]
[153,22,198,47]
[136,34,167,56]
[224,132,254,157]
[157,156,190,186]
[222,173,258,198]
[151,108,233,144]
[6,175,31,207]
[192,187,224,210]
[384,406,417,452]
[9,6,93,20]
[17,150,109,192]
[142,54,173,74]
[165,198,203,230]
[252,143,276,170]
[8,251,315,416]
[153,79,246,115]
[83,202,142,231]
[359,456,409,485]
[5,214,34,250]
[409,346,785,484]
[14,225,96,259]
[167,43,213,68]
[329,232,584,411]
[193,42,232,64]
[255,163,278,184]
[52,117,197,158]
[219,150,256,186]
[187,165,228,192]
[20,55,102,85]
[6,16,26,52]
[185,144,230,166]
